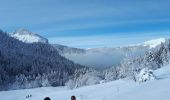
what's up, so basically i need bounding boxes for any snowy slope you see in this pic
[143,38,166,48]
[10,29,48,43]
[1,64,170,100]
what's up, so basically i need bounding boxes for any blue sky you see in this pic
[1,0,170,48]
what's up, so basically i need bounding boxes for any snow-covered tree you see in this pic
[66,69,103,89]
[136,68,156,83]
[0,30,89,90]
[104,66,120,82]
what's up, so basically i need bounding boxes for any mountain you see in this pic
[0,30,88,90]
[10,28,166,68]
[53,38,166,68]
[64,38,170,88]
[1,28,169,94]
[52,44,86,54]
[142,38,166,48]
[10,29,48,43]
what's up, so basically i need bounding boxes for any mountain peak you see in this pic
[11,29,48,44]
[13,28,33,35]
[143,38,166,48]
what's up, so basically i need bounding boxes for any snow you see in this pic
[11,29,48,43]
[128,38,166,49]
[143,38,166,48]
[137,68,156,82]
[12,34,43,43]
[1,64,170,100]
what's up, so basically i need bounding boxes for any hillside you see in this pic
[0,30,87,90]
[1,63,170,100]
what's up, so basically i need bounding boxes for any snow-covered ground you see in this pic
[1,64,170,100]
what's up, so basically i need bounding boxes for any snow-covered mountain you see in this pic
[9,29,167,69]
[142,38,166,48]
[53,38,166,68]
[1,28,170,100]
[10,29,48,43]
[10,29,165,68]
[1,63,170,100]
[0,30,87,91]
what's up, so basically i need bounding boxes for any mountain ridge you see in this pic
[9,29,167,68]
[0,30,88,90]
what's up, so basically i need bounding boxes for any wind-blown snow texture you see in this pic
[1,64,170,100]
